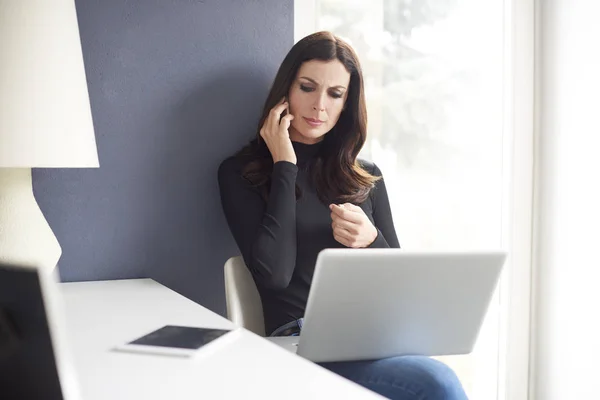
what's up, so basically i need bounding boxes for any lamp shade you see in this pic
[0,0,98,168]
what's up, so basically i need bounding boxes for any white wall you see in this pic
[533,1,600,399]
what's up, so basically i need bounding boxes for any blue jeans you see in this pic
[320,356,468,400]
[271,319,468,400]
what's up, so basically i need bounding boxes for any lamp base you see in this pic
[0,168,61,273]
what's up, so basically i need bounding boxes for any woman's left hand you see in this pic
[330,203,378,248]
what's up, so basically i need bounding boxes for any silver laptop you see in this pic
[268,249,506,363]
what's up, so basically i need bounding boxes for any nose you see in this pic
[312,92,327,112]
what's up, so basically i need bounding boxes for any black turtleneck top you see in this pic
[218,141,400,335]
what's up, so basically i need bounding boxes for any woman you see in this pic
[218,31,468,400]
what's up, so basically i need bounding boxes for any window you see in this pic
[295,1,535,398]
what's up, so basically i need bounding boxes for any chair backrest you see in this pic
[223,256,265,336]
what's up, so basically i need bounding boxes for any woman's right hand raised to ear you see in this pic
[260,98,297,164]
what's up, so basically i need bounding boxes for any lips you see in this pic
[303,117,324,127]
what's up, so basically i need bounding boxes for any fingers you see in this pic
[330,203,377,248]
[333,230,353,247]
[259,97,298,164]
[329,203,362,224]
[279,113,295,131]
[268,105,287,131]
[332,226,361,248]
[272,101,288,117]
[340,203,361,212]
[331,219,359,235]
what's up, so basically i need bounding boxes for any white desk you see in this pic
[60,279,383,400]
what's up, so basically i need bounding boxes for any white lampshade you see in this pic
[0,0,98,167]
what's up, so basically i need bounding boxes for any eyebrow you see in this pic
[299,76,347,90]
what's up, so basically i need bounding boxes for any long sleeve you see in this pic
[368,164,401,249]
[218,158,298,290]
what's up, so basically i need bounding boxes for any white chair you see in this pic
[224,256,265,336]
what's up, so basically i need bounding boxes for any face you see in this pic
[287,59,351,144]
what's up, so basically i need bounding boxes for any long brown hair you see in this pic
[237,31,379,204]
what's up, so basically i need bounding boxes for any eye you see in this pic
[329,91,343,99]
[300,84,315,92]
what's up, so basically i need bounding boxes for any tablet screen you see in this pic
[129,325,231,350]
